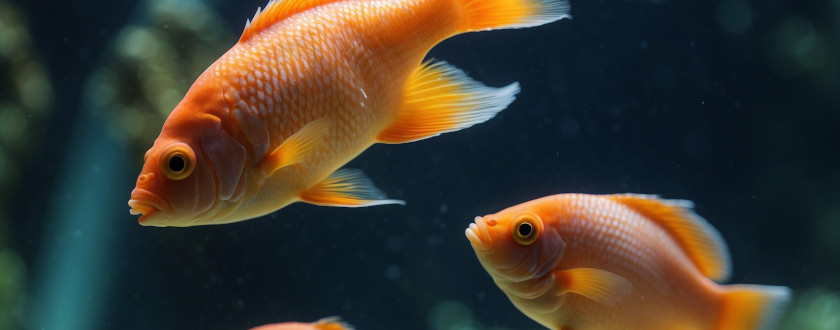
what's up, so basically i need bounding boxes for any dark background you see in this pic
[10,0,839,329]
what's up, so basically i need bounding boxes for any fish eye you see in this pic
[159,143,196,181]
[511,212,542,246]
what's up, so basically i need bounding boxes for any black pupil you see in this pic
[169,155,185,172]
[518,222,532,237]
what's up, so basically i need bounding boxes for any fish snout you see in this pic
[466,216,495,251]
[128,187,172,223]
[136,172,155,186]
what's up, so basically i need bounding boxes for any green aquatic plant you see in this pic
[778,288,840,330]
[0,0,54,207]
[0,249,25,330]
[428,300,529,330]
[0,0,54,328]
[84,0,234,153]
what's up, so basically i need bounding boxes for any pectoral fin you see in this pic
[553,268,632,306]
[299,169,405,207]
[258,119,328,177]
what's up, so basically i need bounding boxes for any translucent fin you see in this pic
[299,169,405,207]
[553,268,633,306]
[258,119,328,177]
[377,61,519,144]
[240,0,341,42]
[460,0,571,32]
[716,285,791,330]
[609,194,732,282]
[314,316,354,330]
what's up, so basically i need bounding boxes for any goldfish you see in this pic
[127,0,571,226]
[250,317,352,330]
[465,193,791,330]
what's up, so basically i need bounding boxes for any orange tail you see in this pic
[460,0,571,32]
[717,285,791,330]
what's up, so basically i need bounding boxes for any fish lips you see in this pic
[128,188,173,224]
[466,216,493,251]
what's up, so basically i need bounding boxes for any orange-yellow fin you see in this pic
[377,61,519,144]
[299,169,405,207]
[609,194,732,282]
[240,0,339,42]
[554,268,633,306]
[716,285,791,330]
[313,316,354,330]
[460,0,571,32]
[258,119,328,177]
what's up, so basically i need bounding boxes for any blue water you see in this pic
[3,0,839,329]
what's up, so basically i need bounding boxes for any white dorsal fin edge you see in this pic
[243,0,277,31]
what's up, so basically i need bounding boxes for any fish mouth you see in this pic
[465,216,493,251]
[128,188,172,224]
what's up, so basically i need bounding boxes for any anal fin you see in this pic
[299,169,405,207]
[376,61,519,144]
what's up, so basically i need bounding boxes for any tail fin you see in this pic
[717,285,791,330]
[460,0,571,32]
[314,316,354,330]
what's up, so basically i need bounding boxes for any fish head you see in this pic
[129,83,248,227]
[466,203,566,282]
[129,134,217,226]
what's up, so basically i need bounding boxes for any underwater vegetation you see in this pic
[778,289,840,330]
[85,0,234,153]
[0,0,54,328]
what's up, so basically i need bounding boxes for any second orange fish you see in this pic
[466,193,790,329]
[128,0,571,226]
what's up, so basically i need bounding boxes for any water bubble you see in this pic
[386,235,405,251]
[559,117,579,137]
[428,301,474,330]
[385,265,401,280]
[716,0,753,34]
[769,17,829,74]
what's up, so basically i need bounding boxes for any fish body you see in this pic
[128,0,570,226]
[250,316,352,330]
[465,194,790,330]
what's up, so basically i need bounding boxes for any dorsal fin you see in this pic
[239,0,341,43]
[608,194,732,282]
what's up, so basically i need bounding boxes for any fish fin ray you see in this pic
[314,316,354,330]
[377,60,519,144]
[299,169,405,207]
[608,194,732,282]
[460,0,571,31]
[240,0,339,42]
[258,119,328,177]
[554,268,632,306]
[716,285,790,330]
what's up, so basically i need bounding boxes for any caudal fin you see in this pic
[460,0,571,32]
[717,285,791,330]
[313,316,354,330]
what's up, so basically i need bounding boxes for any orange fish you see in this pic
[128,0,570,226]
[465,194,791,330]
[250,317,352,330]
